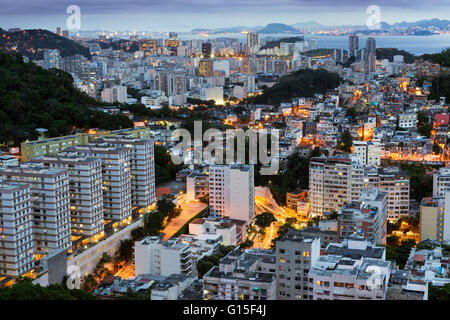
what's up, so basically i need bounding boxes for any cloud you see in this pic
[2,0,450,15]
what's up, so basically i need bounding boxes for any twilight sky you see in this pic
[1,0,449,32]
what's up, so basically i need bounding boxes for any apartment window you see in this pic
[334,282,344,287]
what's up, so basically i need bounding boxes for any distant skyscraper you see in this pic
[247,32,260,54]
[202,42,212,58]
[349,34,359,51]
[56,27,62,36]
[334,49,342,63]
[62,30,69,38]
[366,37,376,55]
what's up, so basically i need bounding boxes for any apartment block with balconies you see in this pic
[63,143,132,225]
[308,255,391,300]
[0,163,71,259]
[32,153,105,245]
[0,182,34,278]
[93,135,156,214]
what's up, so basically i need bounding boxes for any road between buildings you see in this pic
[161,196,208,240]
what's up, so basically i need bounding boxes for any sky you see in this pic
[0,0,449,32]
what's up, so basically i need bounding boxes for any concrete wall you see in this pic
[67,219,144,276]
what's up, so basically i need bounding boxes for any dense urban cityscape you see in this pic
[0,1,449,309]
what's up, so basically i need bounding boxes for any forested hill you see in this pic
[0,29,91,60]
[0,51,132,147]
[376,48,417,63]
[248,69,341,106]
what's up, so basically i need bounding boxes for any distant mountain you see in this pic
[214,26,255,33]
[258,23,300,34]
[292,21,323,30]
[191,28,215,33]
[392,19,450,29]
[260,37,304,50]
[0,29,91,60]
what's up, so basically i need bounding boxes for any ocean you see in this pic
[169,32,450,55]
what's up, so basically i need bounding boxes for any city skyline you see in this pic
[1,0,450,31]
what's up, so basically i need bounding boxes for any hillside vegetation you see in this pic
[248,69,341,105]
[0,51,132,147]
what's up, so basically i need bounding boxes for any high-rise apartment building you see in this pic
[93,135,156,213]
[276,229,321,300]
[32,153,105,245]
[202,42,212,58]
[352,140,381,166]
[247,32,260,54]
[363,166,410,220]
[419,196,447,242]
[63,143,132,225]
[0,163,71,259]
[199,59,214,77]
[337,188,388,245]
[309,155,364,217]
[433,167,450,198]
[365,37,377,73]
[0,182,34,277]
[101,86,128,103]
[349,35,359,51]
[208,164,255,223]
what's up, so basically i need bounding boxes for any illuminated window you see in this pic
[303,251,310,257]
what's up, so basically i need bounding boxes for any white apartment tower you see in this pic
[0,182,34,277]
[352,140,381,166]
[134,236,192,276]
[363,166,410,220]
[309,155,364,217]
[208,164,255,223]
[63,143,132,225]
[433,167,450,198]
[32,153,105,244]
[101,85,128,103]
[93,135,156,213]
[0,163,71,259]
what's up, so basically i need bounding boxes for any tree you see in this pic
[254,212,276,229]
[144,211,166,236]
[337,130,353,153]
[81,274,98,292]
[117,239,134,262]
[345,107,357,119]
[307,216,321,227]
[157,198,181,221]
[311,146,321,158]
[239,239,254,249]
[433,143,442,155]
[196,245,235,278]
[271,223,293,248]
[386,235,400,247]
[0,277,96,300]
[131,227,147,241]
[198,194,209,204]
[428,283,450,300]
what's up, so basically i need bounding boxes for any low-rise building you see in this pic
[308,255,391,300]
[135,236,192,276]
[337,188,388,245]
[203,249,277,300]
